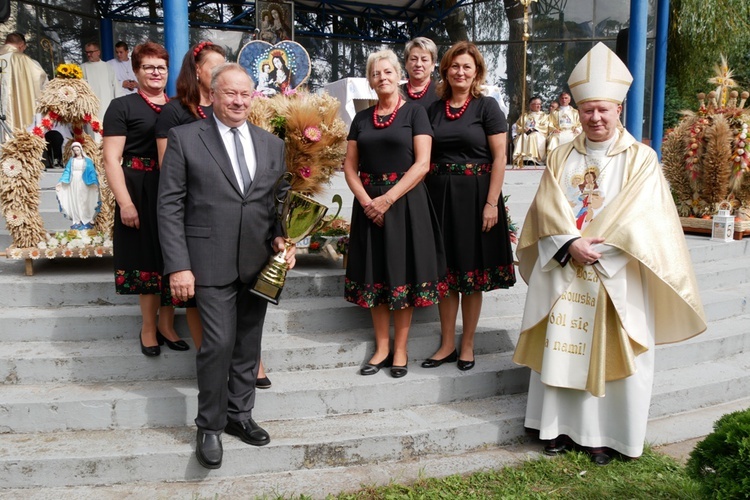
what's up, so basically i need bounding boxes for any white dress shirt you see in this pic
[214,117,256,193]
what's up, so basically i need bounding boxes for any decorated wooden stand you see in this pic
[662,57,750,238]
[0,63,114,275]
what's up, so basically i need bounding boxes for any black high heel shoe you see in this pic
[421,349,457,368]
[140,330,160,357]
[156,330,190,351]
[360,353,393,375]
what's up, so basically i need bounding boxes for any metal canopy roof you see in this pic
[94,0,469,42]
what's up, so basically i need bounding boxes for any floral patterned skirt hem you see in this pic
[446,264,516,295]
[115,269,196,307]
[345,277,448,310]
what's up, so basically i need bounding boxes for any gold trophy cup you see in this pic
[250,174,342,304]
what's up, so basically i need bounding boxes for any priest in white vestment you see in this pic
[513,96,549,165]
[81,42,119,123]
[107,41,138,95]
[546,91,581,156]
[0,32,48,136]
[513,43,706,465]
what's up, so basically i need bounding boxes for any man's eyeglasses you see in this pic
[141,65,168,74]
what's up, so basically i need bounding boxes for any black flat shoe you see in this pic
[390,363,408,378]
[590,450,612,466]
[360,353,393,376]
[156,330,190,351]
[256,376,272,389]
[225,418,270,446]
[421,349,457,368]
[457,352,475,371]
[140,330,160,357]
[457,359,475,371]
[196,429,222,469]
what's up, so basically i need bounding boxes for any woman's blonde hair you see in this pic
[365,49,405,99]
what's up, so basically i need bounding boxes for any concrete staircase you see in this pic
[0,169,749,493]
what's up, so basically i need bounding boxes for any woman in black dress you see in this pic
[421,41,516,371]
[103,41,188,356]
[344,49,447,378]
[401,37,440,108]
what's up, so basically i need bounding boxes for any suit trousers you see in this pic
[194,279,268,433]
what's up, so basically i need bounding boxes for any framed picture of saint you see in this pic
[257,1,294,43]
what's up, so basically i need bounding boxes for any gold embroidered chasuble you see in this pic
[0,44,47,132]
[513,128,706,397]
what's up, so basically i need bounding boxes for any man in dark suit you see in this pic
[158,63,295,469]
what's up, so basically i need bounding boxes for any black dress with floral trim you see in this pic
[152,100,214,307]
[426,96,516,294]
[345,102,448,310]
[104,94,172,303]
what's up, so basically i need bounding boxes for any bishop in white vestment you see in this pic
[513,43,706,464]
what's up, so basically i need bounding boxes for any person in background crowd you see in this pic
[547,100,559,114]
[0,32,48,135]
[513,42,706,466]
[513,95,549,165]
[547,91,581,156]
[82,41,119,127]
[103,41,189,357]
[108,41,138,95]
[421,41,515,372]
[401,37,440,108]
[344,49,447,379]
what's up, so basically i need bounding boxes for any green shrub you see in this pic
[686,407,750,499]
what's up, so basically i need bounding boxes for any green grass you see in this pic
[260,448,704,500]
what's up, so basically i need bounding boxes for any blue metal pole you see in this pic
[625,0,648,141]
[163,0,190,97]
[100,18,114,61]
[651,0,669,158]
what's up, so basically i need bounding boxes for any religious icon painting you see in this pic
[256,0,294,44]
[237,40,311,96]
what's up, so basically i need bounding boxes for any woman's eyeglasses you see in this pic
[141,65,168,74]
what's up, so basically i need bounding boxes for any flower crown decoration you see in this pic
[193,41,213,58]
[55,63,83,80]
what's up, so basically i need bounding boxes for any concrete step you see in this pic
[686,235,750,264]
[0,350,530,433]
[0,392,529,488]
[0,318,522,384]
[0,255,345,308]
[650,352,750,419]
[700,283,750,323]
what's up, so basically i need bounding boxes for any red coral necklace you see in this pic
[407,80,430,100]
[197,106,208,119]
[372,97,402,129]
[445,96,471,120]
[138,90,169,113]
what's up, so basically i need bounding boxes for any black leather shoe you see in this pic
[225,418,270,447]
[140,330,160,357]
[360,353,393,376]
[591,452,611,465]
[457,359,475,371]
[390,363,408,378]
[196,430,222,469]
[156,330,190,351]
[421,349,457,368]
[256,376,272,389]
[544,436,575,456]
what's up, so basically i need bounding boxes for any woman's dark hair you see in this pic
[175,41,226,118]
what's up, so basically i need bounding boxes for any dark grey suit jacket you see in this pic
[158,118,286,286]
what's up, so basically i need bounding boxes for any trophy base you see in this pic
[249,275,283,305]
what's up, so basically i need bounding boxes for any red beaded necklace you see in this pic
[445,96,472,120]
[197,106,208,119]
[407,80,431,100]
[372,97,402,129]
[138,90,169,113]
